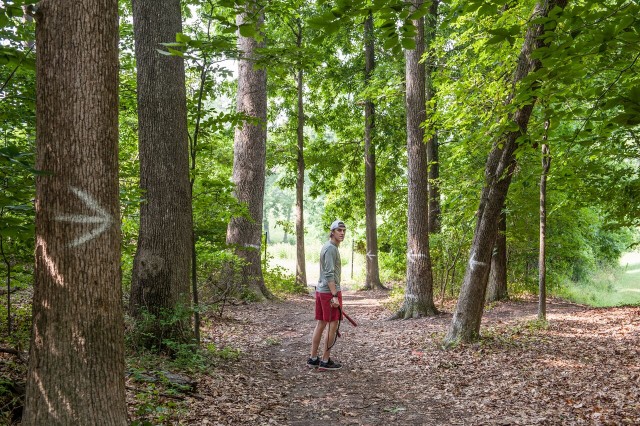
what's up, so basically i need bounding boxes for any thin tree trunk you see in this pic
[295,22,307,290]
[226,3,271,299]
[539,119,551,321]
[188,12,214,346]
[23,1,126,423]
[363,11,384,290]
[444,0,568,346]
[392,0,438,318]
[189,67,207,348]
[486,208,508,302]
[425,0,441,234]
[0,233,12,336]
[130,0,193,345]
[283,207,292,245]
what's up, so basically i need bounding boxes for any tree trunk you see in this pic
[226,3,270,300]
[0,235,12,335]
[189,42,211,347]
[393,0,438,318]
[425,0,441,234]
[129,0,194,345]
[539,120,551,320]
[363,11,384,290]
[23,1,126,423]
[486,208,508,302]
[444,0,568,346]
[295,23,307,290]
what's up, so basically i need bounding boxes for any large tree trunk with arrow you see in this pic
[129,0,194,346]
[444,0,568,346]
[363,11,384,290]
[23,1,126,423]
[226,3,271,300]
[392,0,438,319]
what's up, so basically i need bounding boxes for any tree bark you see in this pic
[226,3,270,300]
[295,22,307,290]
[425,0,441,234]
[23,1,126,423]
[0,234,12,335]
[190,51,211,347]
[363,11,384,290]
[444,0,568,346]
[129,0,194,345]
[539,120,551,321]
[393,0,438,318]
[486,208,508,302]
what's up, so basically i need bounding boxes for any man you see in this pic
[307,220,346,371]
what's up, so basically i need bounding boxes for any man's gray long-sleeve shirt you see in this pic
[316,240,341,293]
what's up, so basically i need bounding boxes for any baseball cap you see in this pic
[330,220,346,231]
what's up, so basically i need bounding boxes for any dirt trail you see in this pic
[178,290,639,425]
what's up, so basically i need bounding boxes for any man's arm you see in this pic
[328,281,338,296]
[328,281,339,307]
[322,246,340,306]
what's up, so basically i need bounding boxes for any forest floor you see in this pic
[2,289,639,425]
[144,289,640,426]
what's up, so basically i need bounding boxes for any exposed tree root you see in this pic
[389,300,438,320]
[361,282,389,291]
[0,347,26,363]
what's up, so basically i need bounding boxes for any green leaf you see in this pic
[619,31,639,43]
[6,5,24,17]
[401,37,416,50]
[408,3,429,21]
[487,35,506,45]
[238,23,256,38]
[478,3,498,17]
[383,35,397,50]
[176,33,191,43]
[0,11,10,28]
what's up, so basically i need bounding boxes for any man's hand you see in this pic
[330,296,339,307]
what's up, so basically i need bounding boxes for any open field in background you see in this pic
[613,251,640,304]
[265,240,367,288]
[267,238,640,307]
[547,251,640,307]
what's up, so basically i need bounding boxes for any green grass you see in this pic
[559,252,640,307]
[265,240,366,288]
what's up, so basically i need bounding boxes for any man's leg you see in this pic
[321,320,339,361]
[310,320,327,358]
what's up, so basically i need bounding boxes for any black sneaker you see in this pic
[318,358,342,371]
[306,357,320,368]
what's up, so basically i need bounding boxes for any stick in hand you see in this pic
[341,309,357,327]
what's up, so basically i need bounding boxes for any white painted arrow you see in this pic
[55,187,113,248]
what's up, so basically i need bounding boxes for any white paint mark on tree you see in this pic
[242,244,261,250]
[469,258,488,270]
[366,252,377,259]
[55,187,113,248]
[407,252,427,263]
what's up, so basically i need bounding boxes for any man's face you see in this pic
[333,226,346,243]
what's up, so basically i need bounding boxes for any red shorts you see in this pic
[315,291,343,322]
